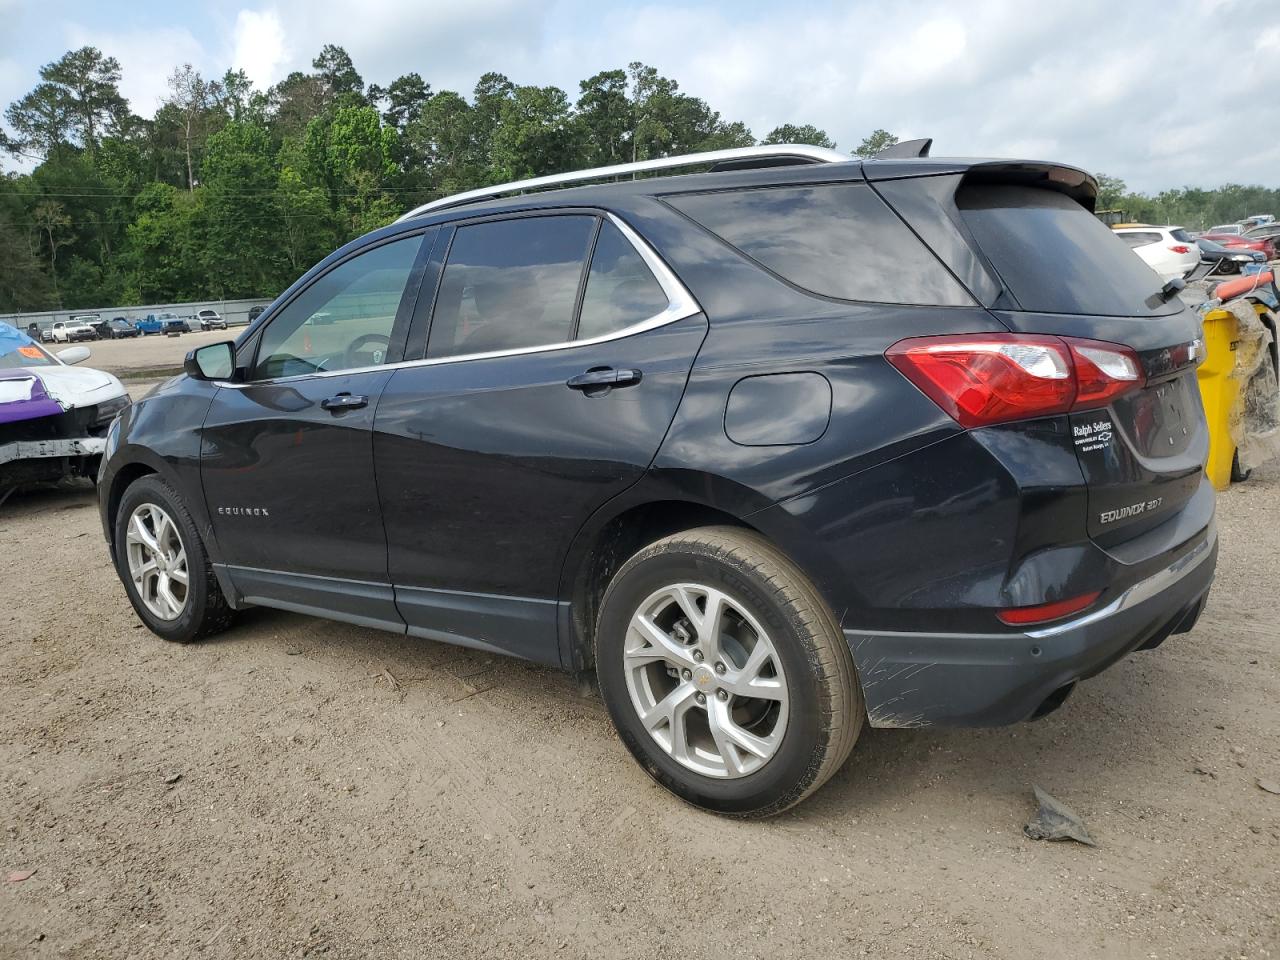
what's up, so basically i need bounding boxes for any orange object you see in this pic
[303,331,313,354]
[1214,272,1274,302]
[17,346,43,358]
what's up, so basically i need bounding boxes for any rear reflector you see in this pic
[997,591,1102,626]
[886,334,1146,428]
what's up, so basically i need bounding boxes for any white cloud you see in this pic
[231,9,288,89]
[63,23,205,115]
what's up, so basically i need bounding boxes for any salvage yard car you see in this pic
[1,322,129,494]
[197,309,228,331]
[98,144,1217,817]
[1112,225,1200,281]
[91,317,140,340]
[50,316,101,343]
[135,312,184,335]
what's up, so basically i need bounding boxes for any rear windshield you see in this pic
[1169,228,1194,243]
[957,184,1176,316]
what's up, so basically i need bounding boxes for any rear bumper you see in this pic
[845,524,1217,728]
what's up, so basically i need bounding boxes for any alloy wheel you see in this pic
[125,503,189,621]
[624,583,789,778]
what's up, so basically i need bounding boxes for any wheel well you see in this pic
[568,500,758,670]
[106,463,157,557]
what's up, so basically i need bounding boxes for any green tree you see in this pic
[121,183,200,301]
[31,200,75,300]
[0,179,56,310]
[763,123,835,149]
[313,45,365,104]
[372,73,432,133]
[164,64,226,191]
[854,129,898,158]
[197,121,281,297]
[306,106,400,234]
[489,85,580,181]
[1094,173,1127,210]
[4,47,128,158]
[576,70,630,166]
[275,162,334,275]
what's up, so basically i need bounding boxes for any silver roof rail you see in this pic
[396,144,850,222]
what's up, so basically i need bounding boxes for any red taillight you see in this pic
[1169,245,1191,254]
[886,334,1145,428]
[997,590,1101,626]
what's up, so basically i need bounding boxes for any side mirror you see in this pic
[57,346,91,365]
[185,341,237,381]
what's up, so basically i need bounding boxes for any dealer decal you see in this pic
[1100,498,1162,525]
[1073,417,1113,453]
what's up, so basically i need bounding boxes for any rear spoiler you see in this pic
[864,158,1099,210]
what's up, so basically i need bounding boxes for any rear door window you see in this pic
[957,185,1176,316]
[666,182,973,306]
[427,216,596,359]
[576,220,670,340]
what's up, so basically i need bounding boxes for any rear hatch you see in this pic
[952,182,1207,545]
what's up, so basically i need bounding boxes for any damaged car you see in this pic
[1,322,130,497]
[97,145,1217,817]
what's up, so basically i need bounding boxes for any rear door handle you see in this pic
[320,393,368,411]
[566,368,643,391]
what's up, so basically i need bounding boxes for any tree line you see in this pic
[1,45,1275,313]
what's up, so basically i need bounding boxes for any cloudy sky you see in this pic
[2,0,1278,192]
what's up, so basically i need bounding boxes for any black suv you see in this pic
[98,145,1216,816]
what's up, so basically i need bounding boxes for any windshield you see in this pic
[0,326,55,368]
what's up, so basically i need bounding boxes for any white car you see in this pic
[1207,223,1244,237]
[1112,226,1200,282]
[50,315,100,343]
[1,322,129,489]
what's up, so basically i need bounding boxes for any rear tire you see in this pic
[595,525,863,818]
[113,475,236,643]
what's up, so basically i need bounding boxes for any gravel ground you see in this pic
[1,386,1277,958]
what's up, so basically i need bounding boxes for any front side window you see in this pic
[427,216,595,360]
[254,235,422,380]
[577,220,670,340]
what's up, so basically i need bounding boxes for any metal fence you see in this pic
[0,297,274,335]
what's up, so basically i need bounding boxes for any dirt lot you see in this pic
[1,352,1278,958]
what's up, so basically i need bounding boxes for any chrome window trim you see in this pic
[222,212,701,388]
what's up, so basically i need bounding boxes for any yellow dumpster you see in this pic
[1195,297,1280,489]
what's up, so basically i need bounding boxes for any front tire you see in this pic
[113,475,236,643]
[595,526,863,817]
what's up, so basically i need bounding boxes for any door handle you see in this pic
[566,368,643,391]
[320,393,368,411]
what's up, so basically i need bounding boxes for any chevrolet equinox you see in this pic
[98,144,1217,816]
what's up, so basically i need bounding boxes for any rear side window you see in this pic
[1169,228,1194,243]
[1119,231,1162,248]
[666,182,973,306]
[428,216,595,359]
[957,185,1176,316]
[577,220,669,340]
